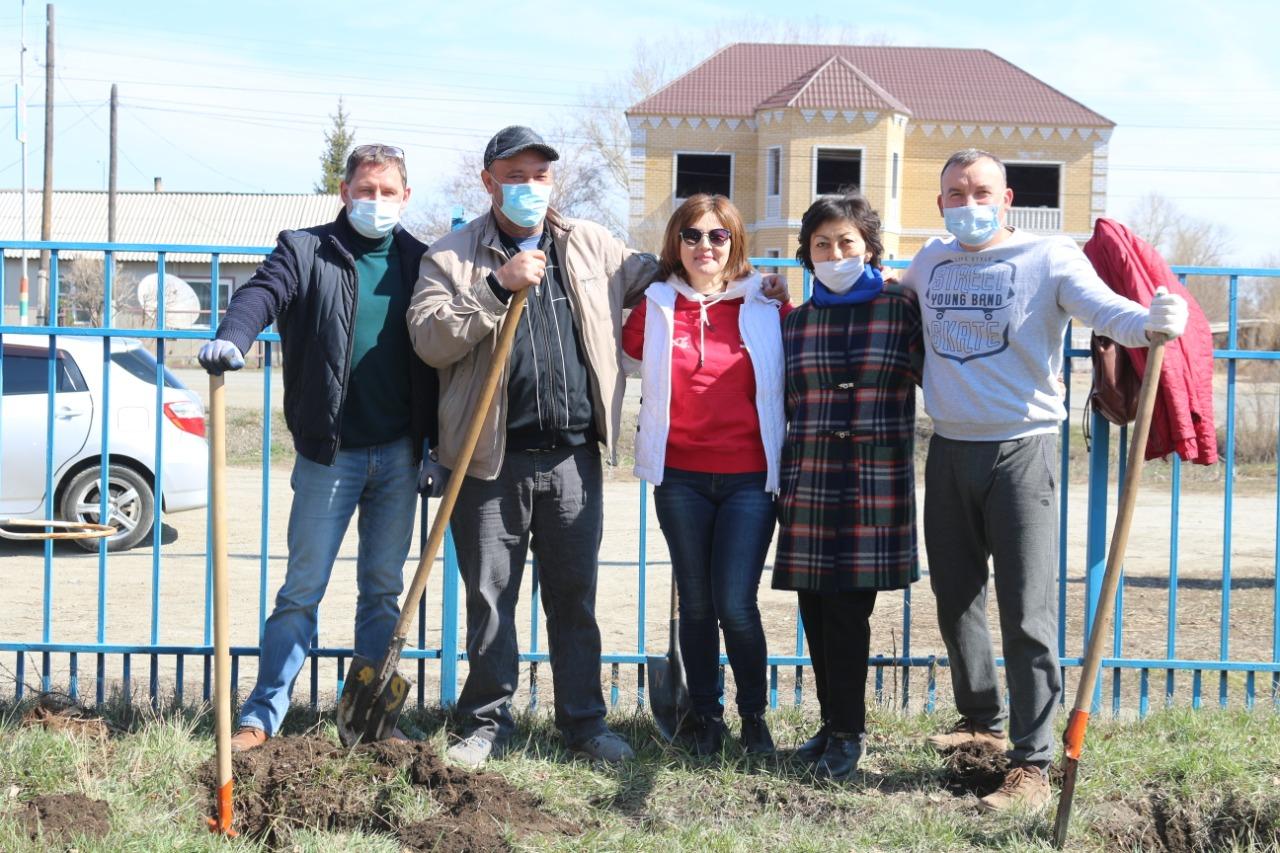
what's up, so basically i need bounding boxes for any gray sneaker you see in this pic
[445,734,497,769]
[571,731,635,763]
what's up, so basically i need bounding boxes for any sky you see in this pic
[0,0,1276,265]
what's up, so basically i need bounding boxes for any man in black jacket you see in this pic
[199,144,438,751]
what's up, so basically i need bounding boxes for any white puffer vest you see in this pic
[632,274,786,493]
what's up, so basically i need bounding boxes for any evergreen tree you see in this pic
[315,98,355,193]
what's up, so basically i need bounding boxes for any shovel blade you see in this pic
[646,652,691,742]
[336,656,411,747]
[1052,756,1080,849]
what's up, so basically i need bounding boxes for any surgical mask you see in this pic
[347,198,401,238]
[813,256,867,294]
[500,182,552,228]
[943,204,1003,246]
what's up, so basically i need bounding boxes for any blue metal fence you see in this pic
[1,240,1277,717]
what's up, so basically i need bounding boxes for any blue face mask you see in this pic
[943,204,1003,247]
[499,182,552,228]
[347,198,401,238]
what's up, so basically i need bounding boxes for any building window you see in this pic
[891,152,900,199]
[188,277,235,329]
[675,153,732,199]
[814,148,862,196]
[766,147,781,197]
[1006,163,1061,208]
[760,248,782,273]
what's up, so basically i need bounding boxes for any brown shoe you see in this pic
[925,718,1009,752]
[977,764,1051,813]
[229,726,268,753]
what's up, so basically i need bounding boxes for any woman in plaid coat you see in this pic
[774,193,924,779]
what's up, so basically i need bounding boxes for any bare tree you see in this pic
[59,258,139,327]
[1127,192,1232,322]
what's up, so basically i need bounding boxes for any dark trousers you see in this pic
[924,433,1062,768]
[450,445,607,746]
[653,468,775,718]
[797,589,879,735]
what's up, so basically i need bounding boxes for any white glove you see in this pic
[1144,288,1188,340]
[418,452,451,499]
[198,339,245,375]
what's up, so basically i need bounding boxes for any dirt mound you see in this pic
[1093,789,1280,852]
[941,741,1011,797]
[19,793,112,843]
[20,696,111,739]
[198,735,577,851]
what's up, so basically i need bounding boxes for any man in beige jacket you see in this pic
[408,126,659,767]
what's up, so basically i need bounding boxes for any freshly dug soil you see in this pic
[19,793,112,843]
[198,735,577,851]
[1093,789,1280,852]
[941,741,1011,798]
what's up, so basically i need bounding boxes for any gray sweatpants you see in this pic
[450,444,608,747]
[924,433,1062,769]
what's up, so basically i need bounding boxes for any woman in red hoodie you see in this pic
[623,194,788,756]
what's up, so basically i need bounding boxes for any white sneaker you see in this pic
[445,734,496,769]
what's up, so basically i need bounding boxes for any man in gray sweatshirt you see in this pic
[902,149,1188,812]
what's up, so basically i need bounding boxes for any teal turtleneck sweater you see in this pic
[339,230,411,449]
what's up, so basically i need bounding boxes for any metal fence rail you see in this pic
[1,239,1277,718]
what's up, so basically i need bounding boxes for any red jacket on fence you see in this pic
[1083,218,1218,465]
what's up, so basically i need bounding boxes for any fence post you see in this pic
[1084,408,1110,712]
[439,526,460,706]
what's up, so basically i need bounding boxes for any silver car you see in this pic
[1,334,208,550]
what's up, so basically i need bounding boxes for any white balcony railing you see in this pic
[1006,207,1063,232]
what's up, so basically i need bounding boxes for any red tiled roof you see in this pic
[758,56,911,113]
[629,44,1113,126]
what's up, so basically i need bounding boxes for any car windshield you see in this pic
[110,347,186,389]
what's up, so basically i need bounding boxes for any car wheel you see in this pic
[59,464,155,552]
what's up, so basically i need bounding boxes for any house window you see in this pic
[760,248,782,273]
[814,148,862,196]
[891,152,900,199]
[675,153,732,199]
[766,147,781,197]
[187,277,235,328]
[1006,163,1061,208]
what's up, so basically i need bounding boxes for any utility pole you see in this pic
[16,0,29,324]
[108,84,117,242]
[37,3,54,325]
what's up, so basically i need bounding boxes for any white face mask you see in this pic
[347,198,401,238]
[813,256,866,294]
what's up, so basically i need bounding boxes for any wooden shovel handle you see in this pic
[389,289,529,647]
[1069,332,1168,717]
[209,372,236,834]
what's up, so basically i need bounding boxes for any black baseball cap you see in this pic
[483,126,560,171]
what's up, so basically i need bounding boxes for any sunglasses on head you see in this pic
[679,227,731,247]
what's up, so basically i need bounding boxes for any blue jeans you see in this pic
[653,468,775,718]
[239,437,418,735]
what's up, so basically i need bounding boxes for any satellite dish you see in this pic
[137,272,202,329]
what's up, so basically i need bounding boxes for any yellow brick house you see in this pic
[626,44,1114,278]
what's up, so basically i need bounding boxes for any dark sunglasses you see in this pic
[679,227,731,247]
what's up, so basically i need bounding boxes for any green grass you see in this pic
[1,700,1278,851]
[226,406,294,468]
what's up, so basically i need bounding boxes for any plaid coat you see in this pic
[772,285,924,592]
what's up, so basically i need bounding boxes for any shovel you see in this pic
[337,289,528,747]
[1052,327,1168,849]
[647,571,692,741]
[205,373,237,837]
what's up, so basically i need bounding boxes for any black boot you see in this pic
[690,715,728,757]
[794,722,830,763]
[739,713,775,756]
[814,733,864,780]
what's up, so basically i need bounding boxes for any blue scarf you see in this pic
[809,265,885,307]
